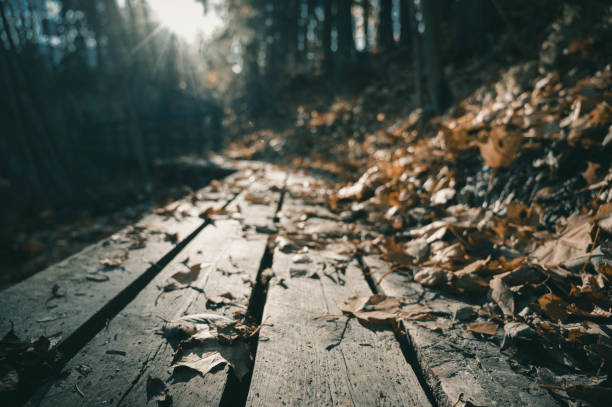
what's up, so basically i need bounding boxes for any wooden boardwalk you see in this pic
[1,162,559,407]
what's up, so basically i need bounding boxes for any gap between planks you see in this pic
[29,166,286,407]
[245,173,432,407]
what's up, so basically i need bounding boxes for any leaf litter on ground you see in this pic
[160,313,259,381]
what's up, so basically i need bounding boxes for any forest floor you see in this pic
[221,25,612,406]
[2,9,612,407]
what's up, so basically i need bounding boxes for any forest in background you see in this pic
[1,0,569,208]
[1,1,612,405]
[1,1,610,284]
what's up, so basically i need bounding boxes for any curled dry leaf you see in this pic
[199,206,228,219]
[477,127,522,168]
[154,202,180,216]
[506,202,539,227]
[162,313,253,381]
[100,250,129,268]
[532,217,592,265]
[490,277,515,317]
[160,265,206,292]
[244,193,271,205]
[274,235,298,253]
[538,292,570,322]
[466,321,499,336]
[337,294,403,325]
[146,376,172,405]
[581,162,602,185]
[415,319,453,331]
[414,267,448,287]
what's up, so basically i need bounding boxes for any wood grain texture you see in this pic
[364,256,559,407]
[0,180,232,343]
[31,179,281,407]
[246,181,432,407]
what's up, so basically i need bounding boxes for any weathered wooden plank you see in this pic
[364,256,559,407]
[31,177,282,406]
[0,175,236,347]
[246,182,432,407]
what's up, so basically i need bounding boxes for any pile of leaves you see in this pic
[323,47,612,407]
[161,313,257,381]
[227,6,612,405]
[0,324,62,405]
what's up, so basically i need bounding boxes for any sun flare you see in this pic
[147,0,224,43]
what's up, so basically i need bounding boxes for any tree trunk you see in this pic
[0,1,72,196]
[399,0,411,47]
[362,0,371,50]
[322,0,333,77]
[422,0,452,113]
[336,0,353,57]
[377,0,393,51]
[409,0,423,107]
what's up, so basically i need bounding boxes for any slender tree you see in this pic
[337,0,354,57]
[322,0,332,77]
[377,0,393,51]
[399,0,411,47]
[421,0,452,112]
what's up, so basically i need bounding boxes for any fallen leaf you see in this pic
[581,162,602,184]
[164,313,252,381]
[430,188,456,205]
[466,321,499,336]
[414,267,448,287]
[490,277,515,316]
[506,202,539,226]
[99,251,128,268]
[164,233,178,244]
[415,319,453,331]
[146,376,172,405]
[160,266,205,292]
[275,235,298,253]
[538,292,570,322]
[532,217,592,265]
[338,294,403,325]
[199,206,228,219]
[478,127,522,168]
[244,193,271,205]
[398,304,435,321]
[155,202,180,215]
[381,238,413,265]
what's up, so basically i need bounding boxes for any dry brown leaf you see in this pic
[334,166,381,203]
[538,292,570,322]
[164,232,178,243]
[154,202,180,215]
[477,127,522,168]
[337,294,403,325]
[398,304,435,321]
[532,217,592,265]
[146,377,171,404]
[190,263,203,272]
[490,277,515,316]
[164,313,251,381]
[100,250,129,268]
[381,238,413,266]
[581,162,602,184]
[160,266,205,292]
[199,206,228,219]
[415,319,453,331]
[507,202,540,227]
[597,264,612,278]
[414,267,448,287]
[100,257,123,268]
[244,193,271,205]
[466,321,499,336]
